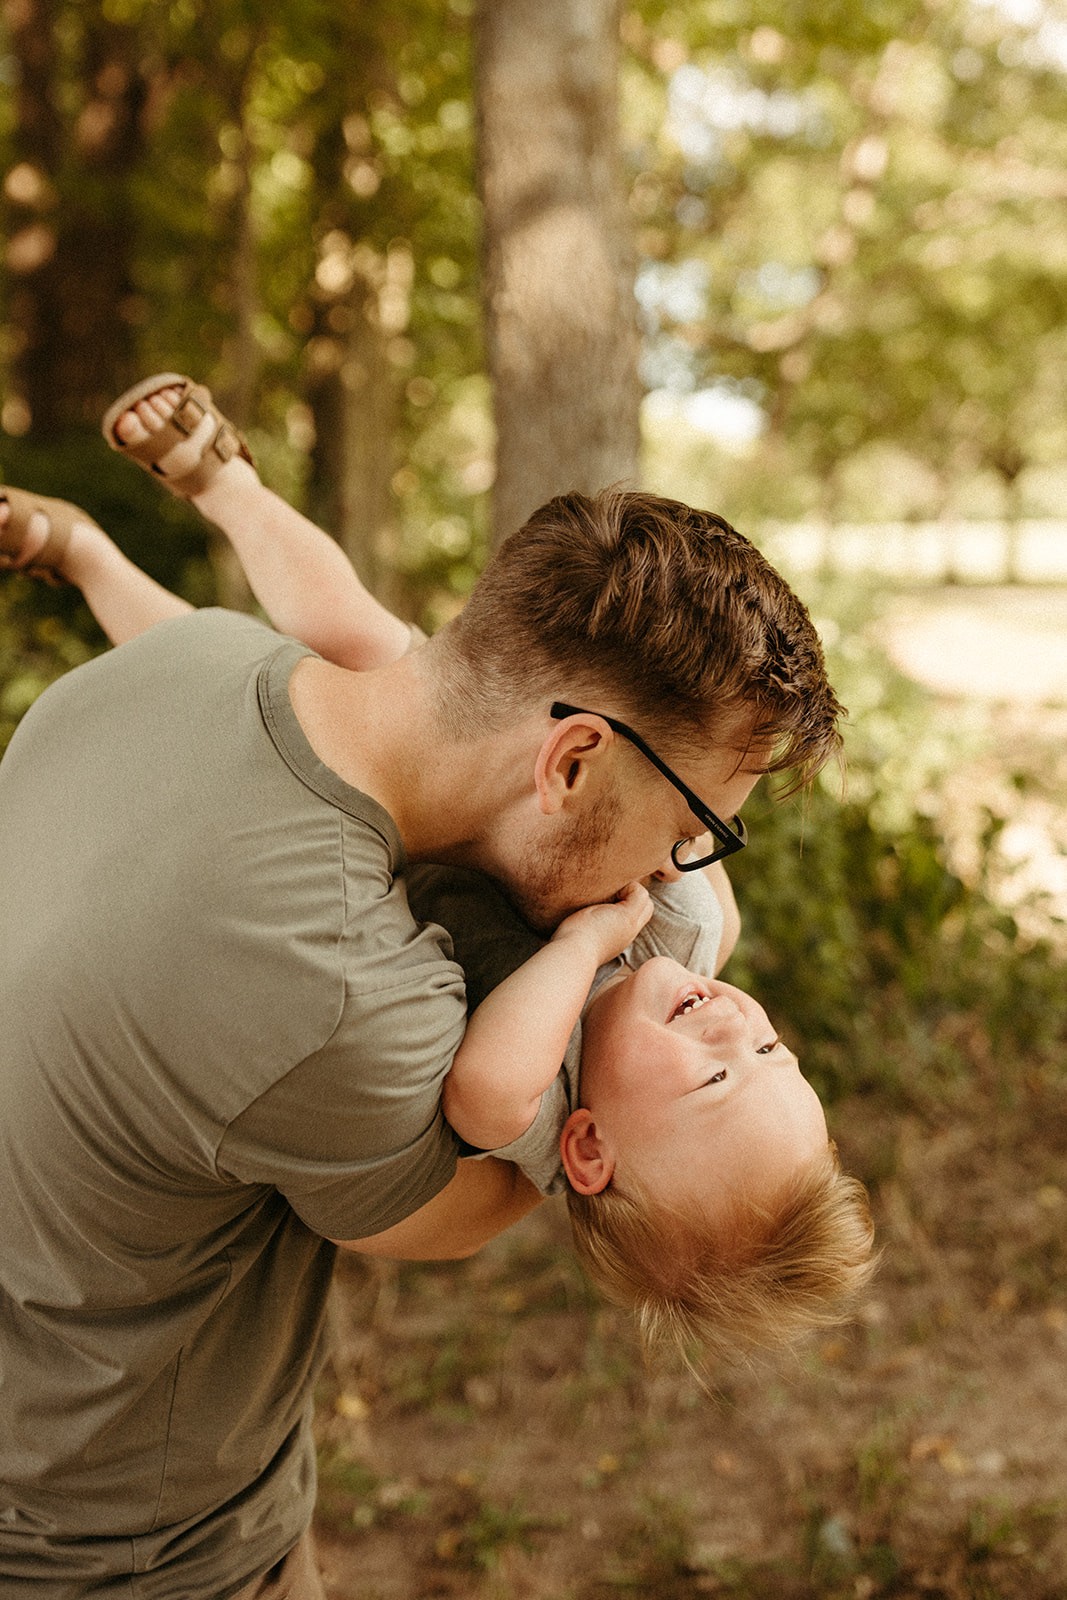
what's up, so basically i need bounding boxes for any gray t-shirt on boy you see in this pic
[0,609,723,1599]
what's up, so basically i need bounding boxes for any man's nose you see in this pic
[648,852,684,885]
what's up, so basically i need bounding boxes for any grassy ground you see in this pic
[310,606,1067,1600]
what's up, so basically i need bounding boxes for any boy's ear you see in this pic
[533,713,612,817]
[560,1108,615,1195]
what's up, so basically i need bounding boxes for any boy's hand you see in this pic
[550,881,653,967]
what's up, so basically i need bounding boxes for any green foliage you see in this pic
[727,583,1065,1103]
[0,602,94,756]
[624,0,1067,525]
[0,432,214,600]
[4,0,1066,571]
[436,1493,547,1571]
[0,428,219,758]
[315,1446,430,1534]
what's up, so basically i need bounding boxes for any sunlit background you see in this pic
[1,1,1066,1593]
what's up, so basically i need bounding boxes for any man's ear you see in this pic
[533,712,612,817]
[559,1107,615,1195]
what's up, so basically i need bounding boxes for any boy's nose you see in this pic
[699,995,749,1045]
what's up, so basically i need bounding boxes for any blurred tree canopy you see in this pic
[1,0,1064,614]
[628,0,1067,537]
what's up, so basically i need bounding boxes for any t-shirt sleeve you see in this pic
[474,1039,579,1196]
[217,918,468,1241]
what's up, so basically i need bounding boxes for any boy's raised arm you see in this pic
[441,883,652,1152]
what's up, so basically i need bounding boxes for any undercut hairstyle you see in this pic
[566,1144,877,1372]
[431,488,844,789]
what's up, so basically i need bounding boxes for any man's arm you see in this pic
[331,1156,544,1260]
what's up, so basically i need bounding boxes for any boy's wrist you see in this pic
[547,920,612,969]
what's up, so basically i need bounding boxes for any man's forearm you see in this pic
[331,1156,543,1261]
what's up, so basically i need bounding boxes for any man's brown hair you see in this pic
[436,488,843,788]
[566,1144,876,1371]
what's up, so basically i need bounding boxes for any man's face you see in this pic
[501,734,761,932]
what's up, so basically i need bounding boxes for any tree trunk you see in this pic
[3,0,146,434]
[474,0,641,547]
[336,266,405,619]
[306,252,409,619]
[992,441,1026,585]
[299,13,411,617]
[211,71,262,613]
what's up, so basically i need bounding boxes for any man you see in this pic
[0,483,841,1598]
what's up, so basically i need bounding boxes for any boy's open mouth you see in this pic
[670,991,711,1020]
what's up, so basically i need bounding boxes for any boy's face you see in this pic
[563,960,827,1222]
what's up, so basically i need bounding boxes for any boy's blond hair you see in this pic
[566,1144,875,1369]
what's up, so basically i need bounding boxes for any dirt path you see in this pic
[313,1114,1067,1599]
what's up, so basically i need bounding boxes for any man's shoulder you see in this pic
[139,606,281,658]
[62,609,287,703]
[100,610,310,722]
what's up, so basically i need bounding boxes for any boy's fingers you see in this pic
[630,882,653,911]
[618,881,653,925]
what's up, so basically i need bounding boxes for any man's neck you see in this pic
[286,653,537,870]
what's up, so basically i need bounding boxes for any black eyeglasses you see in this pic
[550,702,748,871]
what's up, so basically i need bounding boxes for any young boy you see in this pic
[0,376,874,1364]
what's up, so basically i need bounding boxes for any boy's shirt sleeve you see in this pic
[627,871,725,975]
[483,1061,575,1195]
[404,863,581,1194]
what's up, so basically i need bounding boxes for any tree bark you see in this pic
[298,10,411,616]
[3,0,146,433]
[210,60,263,614]
[306,257,404,616]
[474,0,641,547]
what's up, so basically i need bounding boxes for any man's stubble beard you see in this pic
[495,785,625,935]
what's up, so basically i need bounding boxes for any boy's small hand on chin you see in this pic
[551,880,653,967]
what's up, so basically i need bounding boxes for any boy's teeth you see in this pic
[678,994,708,1014]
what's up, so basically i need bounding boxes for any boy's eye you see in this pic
[755,1037,781,1055]
[706,1068,727,1085]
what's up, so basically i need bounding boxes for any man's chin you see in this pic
[483,869,573,935]
[493,801,621,933]
[497,883,567,935]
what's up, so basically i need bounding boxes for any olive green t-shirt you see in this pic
[0,611,467,1597]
